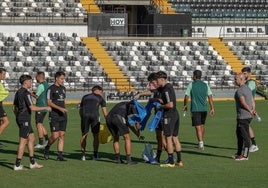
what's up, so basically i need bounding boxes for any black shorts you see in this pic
[35,111,47,124]
[191,112,207,126]
[80,114,100,135]
[17,121,34,139]
[106,114,129,137]
[49,117,67,132]
[162,112,180,137]
[0,102,7,118]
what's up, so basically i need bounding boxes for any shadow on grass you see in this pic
[181,141,236,150]
[60,150,145,164]
[0,139,19,146]
[182,149,232,159]
[0,159,14,170]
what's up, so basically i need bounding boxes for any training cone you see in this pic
[99,124,113,144]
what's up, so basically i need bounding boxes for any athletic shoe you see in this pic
[177,161,184,167]
[93,156,100,161]
[249,145,259,152]
[232,154,239,159]
[34,144,44,149]
[116,159,125,164]
[14,165,27,171]
[160,163,176,168]
[42,140,48,147]
[234,155,248,161]
[30,162,44,169]
[149,158,159,164]
[81,155,86,161]
[154,157,160,164]
[127,160,137,165]
[44,148,49,160]
[198,142,204,150]
[164,157,176,164]
[57,156,67,161]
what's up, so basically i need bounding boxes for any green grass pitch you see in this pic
[0,100,267,188]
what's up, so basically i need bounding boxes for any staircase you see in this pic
[80,0,101,13]
[81,37,135,92]
[208,38,245,73]
[152,0,176,14]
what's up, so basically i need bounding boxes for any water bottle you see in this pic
[183,111,187,117]
[255,113,262,122]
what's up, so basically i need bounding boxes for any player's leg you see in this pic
[192,112,205,149]
[155,129,163,163]
[80,115,90,160]
[27,132,43,169]
[162,117,175,166]
[249,126,259,152]
[56,119,67,161]
[236,122,243,156]
[92,120,100,160]
[106,115,123,163]
[0,116,9,135]
[14,124,29,170]
[172,116,183,166]
[44,119,60,160]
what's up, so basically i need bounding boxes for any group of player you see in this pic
[0,69,67,170]
[0,66,259,170]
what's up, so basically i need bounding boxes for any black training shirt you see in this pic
[159,83,177,115]
[80,93,106,116]
[13,87,32,122]
[47,84,66,118]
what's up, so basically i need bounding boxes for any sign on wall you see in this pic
[88,13,128,36]
[110,18,125,26]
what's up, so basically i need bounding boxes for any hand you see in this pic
[155,105,161,111]
[210,109,215,116]
[60,108,68,113]
[134,94,140,99]
[46,106,52,112]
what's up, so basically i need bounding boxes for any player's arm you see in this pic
[183,83,192,111]
[251,96,255,112]
[157,89,174,110]
[239,96,254,115]
[159,101,174,109]
[25,92,51,112]
[47,99,67,113]
[134,90,153,99]
[207,84,214,116]
[12,105,18,116]
[129,123,144,140]
[102,107,108,118]
[208,95,215,116]
[30,84,45,99]
[183,95,189,111]
[29,105,51,112]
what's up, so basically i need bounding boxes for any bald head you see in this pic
[235,73,246,86]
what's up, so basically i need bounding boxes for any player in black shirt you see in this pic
[134,72,165,163]
[44,71,68,161]
[79,85,108,161]
[155,71,183,168]
[106,101,143,165]
[13,74,51,170]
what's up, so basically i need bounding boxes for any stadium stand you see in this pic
[167,0,268,24]
[0,0,267,101]
[0,32,114,91]
[0,0,87,24]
